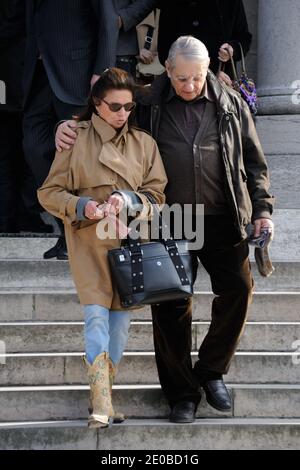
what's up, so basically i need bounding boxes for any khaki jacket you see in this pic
[38,115,167,309]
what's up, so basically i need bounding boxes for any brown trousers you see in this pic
[151,216,254,407]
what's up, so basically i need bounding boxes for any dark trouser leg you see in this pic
[0,111,53,233]
[23,62,57,210]
[194,219,254,378]
[151,248,201,407]
[0,113,21,231]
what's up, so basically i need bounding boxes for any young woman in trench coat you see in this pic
[38,68,167,428]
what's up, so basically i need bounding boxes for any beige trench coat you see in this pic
[38,115,167,309]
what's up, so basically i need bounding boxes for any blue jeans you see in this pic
[83,305,131,366]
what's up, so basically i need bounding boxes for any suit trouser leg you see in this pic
[23,63,57,213]
[194,237,254,377]
[151,216,253,405]
[0,113,21,231]
[151,250,201,408]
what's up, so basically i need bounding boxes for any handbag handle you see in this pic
[124,193,191,293]
[238,43,247,75]
[143,25,154,50]
[126,192,179,252]
[218,42,246,81]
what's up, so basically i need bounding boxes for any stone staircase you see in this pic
[0,214,300,449]
[1,116,300,449]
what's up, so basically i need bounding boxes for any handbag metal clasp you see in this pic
[165,241,178,251]
[129,249,144,257]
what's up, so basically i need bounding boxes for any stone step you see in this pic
[1,291,299,323]
[0,418,300,450]
[266,156,300,209]
[257,116,300,157]
[1,209,299,261]
[0,384,299,423]
[0,259,299,291]
[1,352,299,386]
[0,385,226,422]
[1,321,300,353]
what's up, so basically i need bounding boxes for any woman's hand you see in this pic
[102,194,125,217]
[84,195,125,220]
[218,43,234,62]
[139,48,154,64]
[217,70,233,87]
[84,201,105,220]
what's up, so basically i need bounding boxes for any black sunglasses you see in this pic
[102,98,136,112]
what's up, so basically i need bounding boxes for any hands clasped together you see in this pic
[84,194,125,221]
[85,194,130,239]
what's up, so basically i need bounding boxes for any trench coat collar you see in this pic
[91,113,129,144]
[92,114,138,190]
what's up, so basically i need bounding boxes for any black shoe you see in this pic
[202,379,232,412]
[43,237,68,260]
[169,401,196,423]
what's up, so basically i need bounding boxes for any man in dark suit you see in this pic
[22,0,113,258]
[0,0,52,233]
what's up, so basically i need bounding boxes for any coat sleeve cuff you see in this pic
[112,190,143,216]
[76,197,93,221]
[252,210,272,222]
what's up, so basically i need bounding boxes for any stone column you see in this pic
[257,0,300,114]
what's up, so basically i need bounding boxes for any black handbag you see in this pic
[108,197,193,308]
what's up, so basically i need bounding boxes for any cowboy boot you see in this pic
[84,352,112,428]
[108,358,125,423]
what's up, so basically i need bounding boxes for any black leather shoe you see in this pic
[202,379,232,412]
[169,401,196,423]
[43,237,68,260]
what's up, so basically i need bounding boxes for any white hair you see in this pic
[167,36,210,67]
